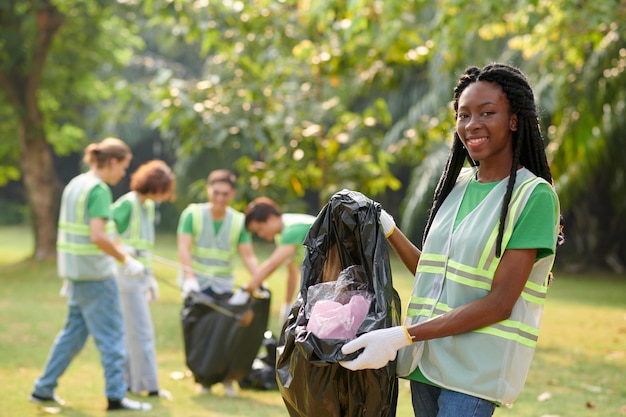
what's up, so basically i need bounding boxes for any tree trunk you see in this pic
[19,123,62,260]
[0,2,66,260]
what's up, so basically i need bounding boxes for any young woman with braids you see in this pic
[340,63,563,416]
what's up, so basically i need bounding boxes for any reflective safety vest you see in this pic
[189,204,244,290]
[57,173,116,280]
[115,191,154,268]
[396,167,560,406]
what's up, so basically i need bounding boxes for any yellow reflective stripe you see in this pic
[130,196,141,240]
[474,319,539,348]
[445,260,493,291]
[59,221,114,235]
[480,177,539,270]
[416,253,447,273]
[192,204,203,237]
[501,178,538,245]
[228,210,244,249]
[59,222,91,235]
[405,296,437,318]
[76,185,91,223]
[57,241,102,255]
[191,260,231,276]
[408,298,539,348]
[521,279,547,304]
[192,247,231,261]
[419,253,446,263]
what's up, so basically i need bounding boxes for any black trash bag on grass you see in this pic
[181,288,271,387]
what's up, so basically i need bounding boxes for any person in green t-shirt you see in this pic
[112,160,176,399]
[243,196,315,323]
[31,138,152,412]
[339,64,565,416]
[176,169,259,397]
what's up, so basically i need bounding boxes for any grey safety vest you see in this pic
[396,167,560,406]
[56,173,116,280]
[189,204,244,290]
[115,191,154,268]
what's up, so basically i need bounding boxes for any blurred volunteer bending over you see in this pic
[243,197,316,323]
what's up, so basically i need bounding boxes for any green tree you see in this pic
[379,1,626,268]
[141,0,434,209]
[0,0,142,259]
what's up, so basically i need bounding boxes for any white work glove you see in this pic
[147,275,159,302]
[228,288,250,305]
[380,209,396,238]
[123,255,145,277]
[182,277,201,298]
[339,326,412,371]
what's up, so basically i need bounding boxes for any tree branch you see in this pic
[26,1,64,116]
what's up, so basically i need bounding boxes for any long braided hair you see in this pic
[423,63,555,257]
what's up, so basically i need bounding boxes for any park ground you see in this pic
[0,225,624,417]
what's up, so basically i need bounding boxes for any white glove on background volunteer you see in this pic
[123,255,145,277]
[339,326,413,371]
[228,288,250,305]
[380,209,396,238]
[182,277,201,298]
[147,275,159,302]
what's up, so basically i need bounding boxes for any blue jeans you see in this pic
[411,380,496,417]
[32,278,127,400]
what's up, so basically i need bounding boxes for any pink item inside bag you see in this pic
[306,294,371,339]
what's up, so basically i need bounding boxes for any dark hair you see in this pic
[244,197,282,228]
[424,63,558,257]
[207,169,237,188]
[83,137,132,168]
[130,160,177,202]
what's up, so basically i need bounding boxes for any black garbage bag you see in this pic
[238,331,279,391]
[277,189,402,417]
[181,288,271,387]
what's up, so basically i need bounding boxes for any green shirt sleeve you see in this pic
[87,183,112,220]
[111,198,132,234]
[507,183,559,259]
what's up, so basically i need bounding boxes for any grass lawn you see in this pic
[0,224,624,416]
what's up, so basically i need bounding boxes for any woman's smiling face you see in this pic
[456,80,518,170]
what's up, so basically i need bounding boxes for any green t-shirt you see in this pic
[87,183,113,220]
[278,222,312,246]
[275,214,315,262]
[112,198,132,234]
[456,179,557,259]
[408,179,558,386]
[177,205,252,244]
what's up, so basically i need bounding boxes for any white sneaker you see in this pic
[223,380,238,397]
[148,389,172,399]
[107,397,152,411]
